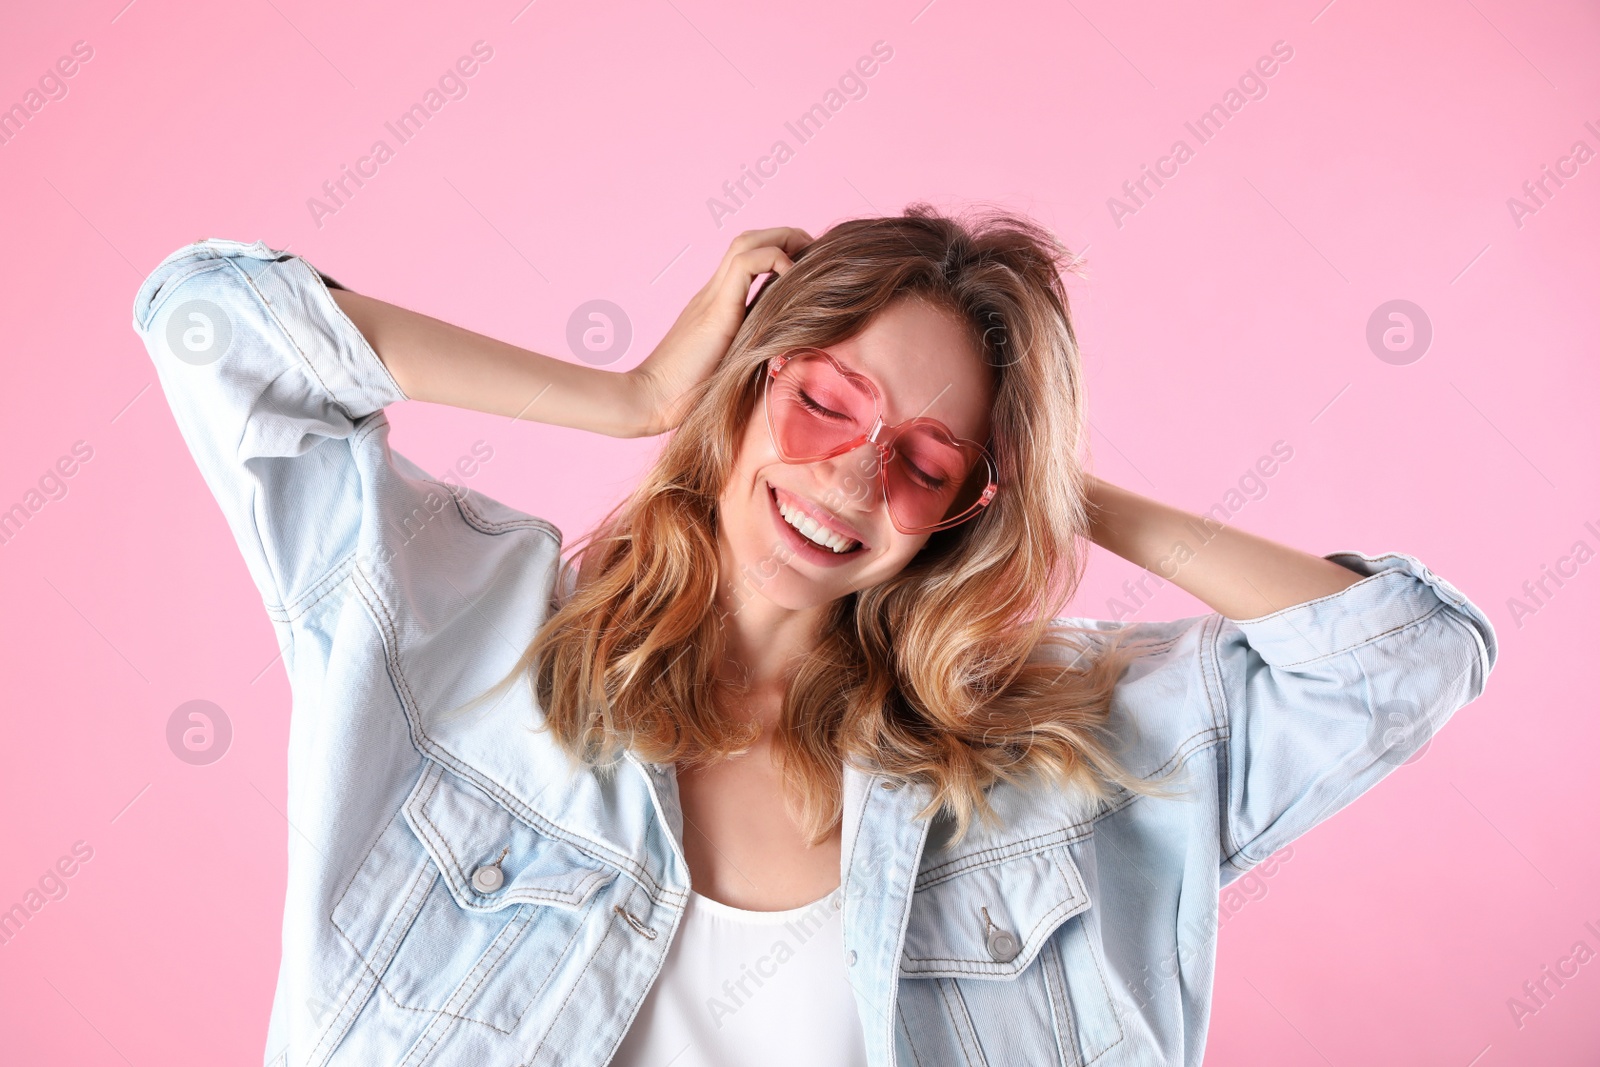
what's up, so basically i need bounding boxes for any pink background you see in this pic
[1,0,1596,1063]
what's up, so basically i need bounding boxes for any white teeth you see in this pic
[778,501,859,553]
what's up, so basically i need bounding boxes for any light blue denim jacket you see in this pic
[132,239,1497,1067]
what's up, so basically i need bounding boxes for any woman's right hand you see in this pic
[627,227,813,437]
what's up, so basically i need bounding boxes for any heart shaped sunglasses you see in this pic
[762,347,999,534]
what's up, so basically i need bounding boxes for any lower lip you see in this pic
[768,484,865,567]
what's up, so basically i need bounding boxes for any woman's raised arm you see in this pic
[328,225,814,442]
[328,287,652,439]
[1083,473,1363,620]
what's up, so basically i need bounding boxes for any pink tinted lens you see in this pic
[769,353,877,459]
[883,427,988,530]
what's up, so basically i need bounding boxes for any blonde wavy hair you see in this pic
[466,202,1186,845]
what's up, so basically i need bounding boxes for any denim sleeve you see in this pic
[130,238,408,612]
[1211,550,1497,880]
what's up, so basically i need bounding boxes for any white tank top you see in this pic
[610,885,868,1066]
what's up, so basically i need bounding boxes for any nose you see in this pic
[812,439,883,515]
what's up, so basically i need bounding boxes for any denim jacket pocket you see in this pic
[897,840,1124,1066]
[320,761,618,1065]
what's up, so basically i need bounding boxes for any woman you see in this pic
[131,205,1496,1067]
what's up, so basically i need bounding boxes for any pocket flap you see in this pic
[900,838,1092,980]
[403,761,617,913]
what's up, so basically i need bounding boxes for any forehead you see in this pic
[822,297,994,441]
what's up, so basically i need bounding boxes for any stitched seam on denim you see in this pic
[412,774,615,909]
[315,797,417,1067]
[952,728,1226,870]
[917,725,1226,883]
[271,419,459,620]
[352,865,436,998]
[895,999,929,1067]
[524,909,619,1064]
[268,554,358,624]
[1041,936,1082,1066]
[1085,728,1231,875]
[296,255,409,405]
[329,794,413,920]
[917,745,1207,886]
[897,995,929,1066]
[347,567,674,904]
[1051,937,1082,1066]
[409,764,460,875]
[908,852,1086,972]
[1072,916,1125,1063]
[405,904,539,1062]
[916,828,1078,887]
[1214,604,1452,872]
[265,416,391,620]
[521,896,594,1008]
[381,892,597,1048]
[1141,724,1226,783]
[842,775,873,923]
[919,623,1223,876]
[879,796,939,1060]
[448,485,562,546]
[1229,560,1405,624]
[902,892,1079,969]
[1440,606,1491,682]
[314,849,438,1060]
[217,255,364,610]
[327,819,562,1040]
[937,977,985,1066]
[1115,633,1182,657]
[1200,613,1245,863]
[397,907,534,1063]
[138,258,230,327]
[329,918,522,1036]
[1083,736,1228,831]
[1254,598,1448,669]
[229,255,344,421]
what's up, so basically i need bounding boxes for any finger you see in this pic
[706,230,784,291]
[705,230,809,302]
[731,246,795,283]
[720,247,794,307]
[726,227,811,261]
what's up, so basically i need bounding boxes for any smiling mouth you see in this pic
[769,485,866,555]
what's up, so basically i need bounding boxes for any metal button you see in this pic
[471,864,505,893]
[986,927,1020,963]
[846,949,858,966]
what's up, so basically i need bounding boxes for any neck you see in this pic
[711,579,835,734]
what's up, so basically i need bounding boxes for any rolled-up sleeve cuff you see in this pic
[247,248,410,418]
[133,238,408,420]
[1227,550,1499,675]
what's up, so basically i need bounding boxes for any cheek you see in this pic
[724,419,770,502]
[876,536,929,574]
[718,419,777,540]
